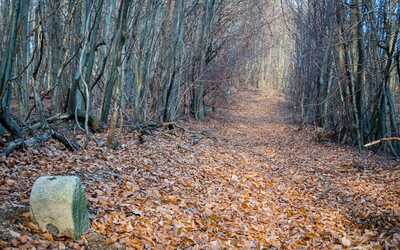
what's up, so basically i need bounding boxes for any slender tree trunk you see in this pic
[100,0,132,125]
[0,0,23,137]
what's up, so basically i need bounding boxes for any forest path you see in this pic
[1,89,399,249]
[182,89,400,248]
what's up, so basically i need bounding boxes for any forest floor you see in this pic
[1,89,400,249]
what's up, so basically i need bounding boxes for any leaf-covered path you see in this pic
[1,89,400,249]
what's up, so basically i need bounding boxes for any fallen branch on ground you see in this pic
[51,130,80,151]
[0,130,80,156]
[364,137,400,148]
[28,113,71,131]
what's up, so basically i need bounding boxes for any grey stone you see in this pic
[30,176,89,239]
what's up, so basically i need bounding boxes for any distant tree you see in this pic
[0,0,271,153]
[283,0,400,156]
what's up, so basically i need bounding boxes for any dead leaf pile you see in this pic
[0,89,399,249]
